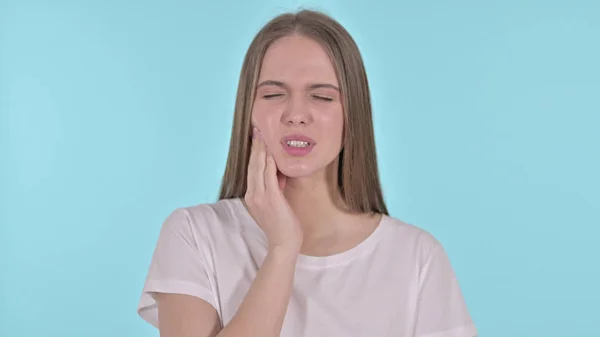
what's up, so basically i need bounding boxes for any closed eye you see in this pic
[312,95,333,102]
[263,93,284,99]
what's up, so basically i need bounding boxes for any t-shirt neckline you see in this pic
[229,197,390,269]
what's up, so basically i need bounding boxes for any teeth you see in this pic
[287,140,309,147]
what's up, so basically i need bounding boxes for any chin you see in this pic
[274,153,339,179]
[273,155,318,178]
[277,162,317,178]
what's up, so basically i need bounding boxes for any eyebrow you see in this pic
[257,80,339,91]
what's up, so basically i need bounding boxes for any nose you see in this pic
[281,95,312,126]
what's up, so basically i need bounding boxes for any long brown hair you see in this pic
[218,9,388,215]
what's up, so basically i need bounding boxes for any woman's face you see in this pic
[251,35,344,178]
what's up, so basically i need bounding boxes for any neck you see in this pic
[282,161,349,240]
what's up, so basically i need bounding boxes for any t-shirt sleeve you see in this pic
[414,242,478,337]
[137,208,217,328]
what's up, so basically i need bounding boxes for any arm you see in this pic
[413,241,478,337]
[156,247,298,337]
[150,128,302,337]
[155,293,220,337]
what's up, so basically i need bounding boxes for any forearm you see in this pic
[217,247,298,337]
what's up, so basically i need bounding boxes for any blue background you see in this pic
[1,0,598,336]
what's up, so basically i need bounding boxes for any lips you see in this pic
[280,134,316,157]
[281,134,316,145]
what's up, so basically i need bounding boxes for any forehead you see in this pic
[259,35,338,85]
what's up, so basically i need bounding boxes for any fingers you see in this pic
[265,147,280,196]
[277,170,287,192]
[246,128,258,195]
[248,127,278,200]
[254,128,267,195]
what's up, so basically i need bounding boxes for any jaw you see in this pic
[277,154,340,188]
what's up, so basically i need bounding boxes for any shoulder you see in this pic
[160,197,246,237]
[380,214,446,264]
[384,215,442,249]
[178,197,241,223]
[382,217,478,336]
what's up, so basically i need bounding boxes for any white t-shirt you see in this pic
[137,198,478,337]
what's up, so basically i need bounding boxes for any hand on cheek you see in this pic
[251,125,287,191]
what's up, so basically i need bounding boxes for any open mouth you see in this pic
[285,140,311,148]
[281,134,316,156]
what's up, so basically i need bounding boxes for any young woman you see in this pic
[137,9,478,337]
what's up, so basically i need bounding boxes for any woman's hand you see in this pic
[244,128,304,254]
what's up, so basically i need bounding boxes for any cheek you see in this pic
[252,104,275,128]
[252,106,281,145]
[317,110,344,140]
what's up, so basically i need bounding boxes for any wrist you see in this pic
[268,244,301,263]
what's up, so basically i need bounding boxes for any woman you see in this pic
[137,9,478,337]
